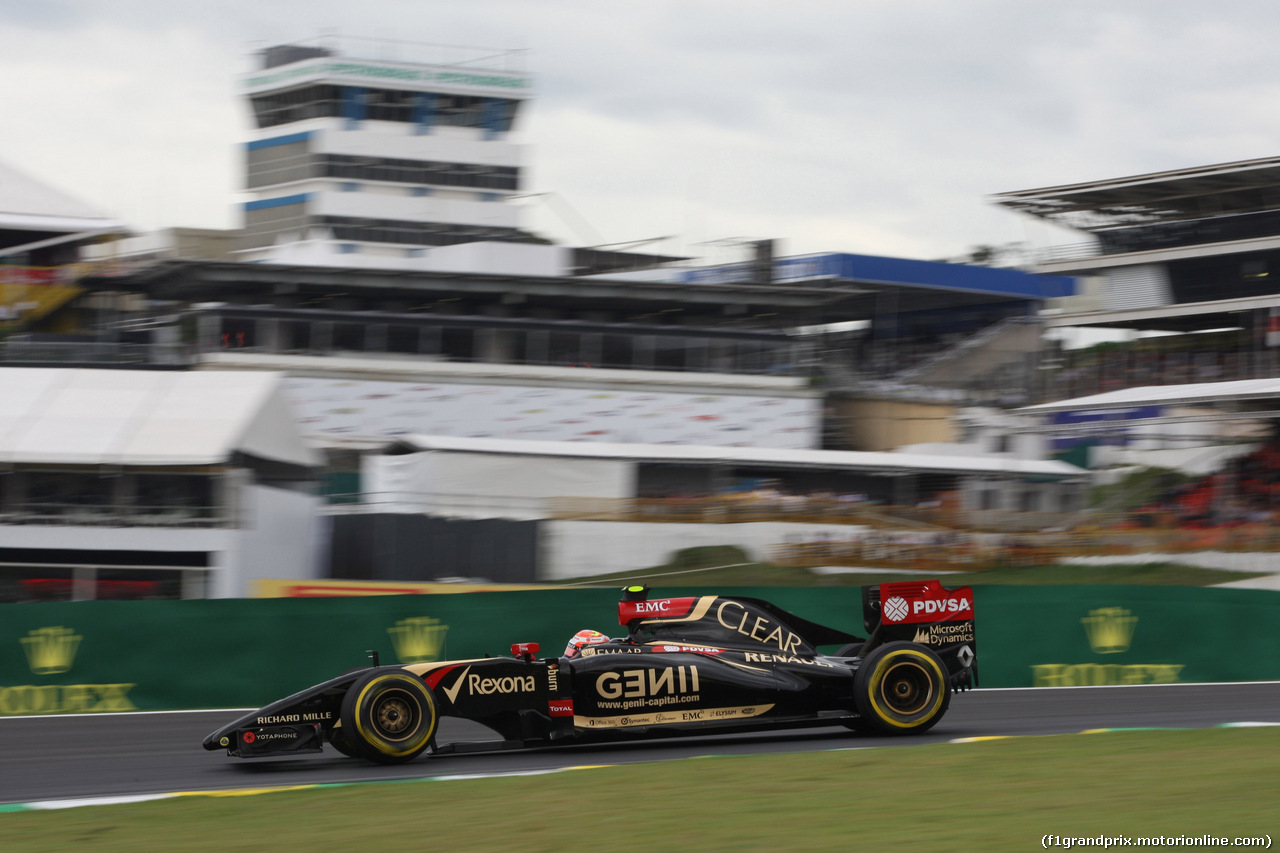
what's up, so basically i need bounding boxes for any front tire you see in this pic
[853,642,950,735]
[340,669,438,764]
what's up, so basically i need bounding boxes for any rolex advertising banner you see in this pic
[0,590,615,716]
[2,584,1279,715]
[971,585,1280,688]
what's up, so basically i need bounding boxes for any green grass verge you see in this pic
[5,729,1277,851]
[553,546,1270,588]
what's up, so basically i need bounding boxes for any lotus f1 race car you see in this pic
[203,580,977,764]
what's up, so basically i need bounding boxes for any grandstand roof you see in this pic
[991,156,1280,230]
[1042,292,1280,333]
[0,368,322,468]
[1019,377,1280,415]
[0,159,127,237]
[387,434,1085,479]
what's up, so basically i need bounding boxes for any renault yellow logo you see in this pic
[1081,608,1137,654]
[387,617,448,663]
[21,627,82,675]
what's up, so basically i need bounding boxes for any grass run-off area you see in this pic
[6,728,1278,852]
[553,545,1271,588]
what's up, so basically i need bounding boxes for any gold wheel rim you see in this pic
[878,660,933,716]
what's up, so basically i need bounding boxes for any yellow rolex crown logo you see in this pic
[387,617,448,663]
[1081,607,1138,654]
[21,627,83,675]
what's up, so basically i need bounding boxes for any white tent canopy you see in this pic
[386,433,1084,478]
[0,159,127,235]
[369,434,1084,520]
[1018,377,1280,415]
[0,368,322,468]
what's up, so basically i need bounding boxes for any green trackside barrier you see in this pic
[972,584,1280,688]
[2,585,1279,715]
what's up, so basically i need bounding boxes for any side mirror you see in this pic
[511,642,540,662]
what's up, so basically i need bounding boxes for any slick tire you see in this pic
[340,669,438,764]
[853,642,950,735]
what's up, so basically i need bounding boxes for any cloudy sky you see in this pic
[3,1,1279,264]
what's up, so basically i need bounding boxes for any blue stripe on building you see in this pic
[243,193,310,211]
[245,131,313,151]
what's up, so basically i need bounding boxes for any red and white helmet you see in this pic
[564,629,609,657]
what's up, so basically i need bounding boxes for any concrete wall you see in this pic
[832,397,957,452]
[540,519,869,581]
[233,484,327,598]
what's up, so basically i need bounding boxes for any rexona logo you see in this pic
[1030,606,1184,687]
[2,627,136,716]
[467,672,535,696]
[439,665,536,703]
[387,617,449,663]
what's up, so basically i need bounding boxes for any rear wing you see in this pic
[863,580,978,689]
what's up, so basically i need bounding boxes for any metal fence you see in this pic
[0,503,229,528]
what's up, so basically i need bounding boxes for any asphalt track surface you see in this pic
[3,682,1279,805]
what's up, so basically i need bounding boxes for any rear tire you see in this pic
[340,669,438,764]
[853,642,950,735]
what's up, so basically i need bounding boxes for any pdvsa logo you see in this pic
[882,594,972,623]
[883,597,909,622]
[912,596,972,617]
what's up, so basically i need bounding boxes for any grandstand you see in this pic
[0,37,1098,596]
[994,157,1280,401]
[0,159,129,333]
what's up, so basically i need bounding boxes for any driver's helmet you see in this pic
[564,629,609,657]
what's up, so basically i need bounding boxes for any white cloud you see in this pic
[3,1,1280,259]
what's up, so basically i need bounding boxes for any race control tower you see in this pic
[239,37,534,259]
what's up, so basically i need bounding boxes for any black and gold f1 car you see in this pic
[202,580,977,764]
